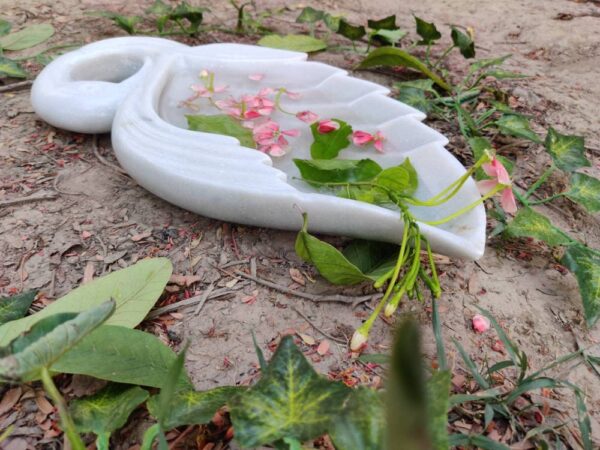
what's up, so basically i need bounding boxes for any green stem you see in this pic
[528,192,565,206]
[141,424,161,450]
[432,44,456,71]
[525,165,556,199]
[40,368,85,450]
[513,187,529,208]
[96,433,110,450]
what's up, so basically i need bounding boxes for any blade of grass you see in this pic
[453,338,489,389]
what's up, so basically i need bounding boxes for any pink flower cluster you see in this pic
[477,157,517,214]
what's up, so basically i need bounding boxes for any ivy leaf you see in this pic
[565,173,600,213]
[337,19,366,41]
[359,47,450,91]
[0,24,54,51]
[561,244,600,328]
[295,7,324,24]
[544,127,589,172]
[52,325,192,388]
[0,258,172,346]
[0,300,115,382]
[371,28,407,46]
[0,56,28,78]
[295,214,371,285]
[367,15,398,31]
[169,2,207,32]
[230,335,350,447]
[495,114,542,144]
[310,119,352,159]
[323,14,341,32]
[147,386,243,429]
[505,207,571,247]
[427,370,452,449]
[146,0,172,15]
[330,387,385,450]
[294,159,382,185]
[257,34,327,53]
[0,291,36,326]
[187,114,255,148]
[450,27,475,59]
[374,158,418,197]
[70,384,149,440]
[0,19,11,37]
[415,16,441,45]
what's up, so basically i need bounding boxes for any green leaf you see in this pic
[544,127,589,172]
[295,7,324,24]
[450,27,475,58]
[505,207,571,247]
[153,344,188,433]
[426,370,451,450]
[0,56,28,78]
[396,87,431,112]
[169,2,207,32]
[186,114,255,148]
[309,119,352,159]
[323,14,341,32]
[374,158,418,197]
[342,240,398,280]
[337,19,366,41]
[52,325,192,388]
[294,158,382,185]
[415,16,441,45]
[0,19,11,37]
[483,69,527,80]
[295,214,371,285]
[146,0,172,15]
[495,114,541,143]
[566,173,600,213]
[359,47,451,91]
[505,377,562,404]
[469,54,511,73]
[229,335,350,447]
[0,301,114,381]
[330,387,385,450]
[453,339,489,390]
[367,15,398,31]
[561,244,600,327]
[357,353,390,364]
[0,258,173,346]
[70,384,149,437]
[147,386,243,429]
[257,34,327,52]
[372,28,407,46]
[0,24,54,51]
[113,16,141,34]
[468,137,513,179]
[0,291,36,326]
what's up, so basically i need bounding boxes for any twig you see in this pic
[232,270,380,307]
[289,305,347,344]
[0,192,58,208]
[53,174,85,196]
[193,283,215,316]
[0,80,33,93]
[146,287,233,319]
[168,425,196,450]
[91,134,128,175]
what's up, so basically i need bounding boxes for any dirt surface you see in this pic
[1,0,599,448]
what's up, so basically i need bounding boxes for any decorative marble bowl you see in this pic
[31,37,485,259]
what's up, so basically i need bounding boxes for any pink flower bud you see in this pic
[472,314,491,333]
[317,119,339,134]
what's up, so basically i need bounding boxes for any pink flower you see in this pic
[477,157,517,214]
[352,130,385,153]
[284,90,301,100]
[248,73,265,81]
[316,120,339,134]
[252,120,299,157]
[296,110,319,124]
[472,314,491,333]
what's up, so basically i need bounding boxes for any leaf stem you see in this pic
[432,44,456,71]
[524,165,556,199]
[528,192,564,206]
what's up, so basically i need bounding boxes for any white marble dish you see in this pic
[31,37,485,259]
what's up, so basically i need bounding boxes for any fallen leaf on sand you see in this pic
[289,268,305,285]
[317,339,330,356]
[169,274,202,287]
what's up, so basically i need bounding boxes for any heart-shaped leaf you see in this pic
[52,325,191,388]
[396,86,431,112]
[359,47,450,91]
[505,207,571,247]
[257,34,327,53]
[0,300,114,382]
[330,387,385,450]
[310,119,352,159]
[0,19,12,37]
[415,16,441,45]
[495,114,541,144]
[70,384,149,440]
[295,7,325,24]
[147,386,243,429]
[187,114,255,148]
[561,244,600,327]
[337,20,366,41]
[0,291,36,326]
[374,158,418,197]
[0,258,172,346]
[0,56,28,78]
[565,172,600,213]
[0,24,54,51]
[544,127,590,172]
[229,335,350,447]
[451,27,475,59]
[294,158,382,185]
[372,28,407,46]
[368,15,398,31]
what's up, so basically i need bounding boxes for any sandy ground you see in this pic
[1,0,599,448]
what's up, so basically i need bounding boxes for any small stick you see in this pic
[147,287,233,319]
[91,135,128,175]
[193,283,215,315]
[232,270,379,307]
[0,80,33,93]
[289,305,347,344]
[0,192,58,208]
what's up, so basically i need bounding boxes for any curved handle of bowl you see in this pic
[30,37,187,134]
